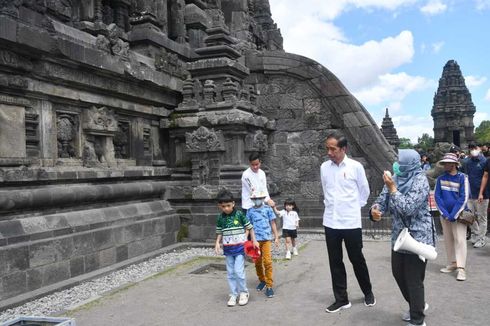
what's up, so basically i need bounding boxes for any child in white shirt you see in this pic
[274,198,300,259]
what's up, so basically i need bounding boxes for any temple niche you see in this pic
[0,0,394,306]
[432,60,476,149]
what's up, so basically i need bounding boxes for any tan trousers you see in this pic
[440,217,467,268]
[255,240,273,288]
[468,199,489,241]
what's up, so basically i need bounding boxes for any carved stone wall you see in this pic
[0,0,395,306]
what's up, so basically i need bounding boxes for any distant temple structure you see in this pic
[380,108,400,150]
[0,0,395,305]
[432,60,475,148]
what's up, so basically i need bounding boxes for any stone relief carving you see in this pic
[198,159,209,185]
[106,23,129,59]
[114,121,130,159]
[143,128,151,155]
[22,0,48,13]
[82,106,118,134]
[154,49,186,78]
[185,126,224,152]
[46,0,73,20]
[0,0,22,17]
[0,50,34,71]
[252,130,268,152]
[57,113,78,158]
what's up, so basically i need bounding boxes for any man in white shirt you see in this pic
[321,132,375,313]
[241,152,275,214]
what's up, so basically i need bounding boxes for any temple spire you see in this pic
[380,108,400,150]
[431,60,475,148]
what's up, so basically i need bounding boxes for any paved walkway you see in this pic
[67,238,490,326]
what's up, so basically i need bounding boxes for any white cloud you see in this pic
[484,88,490,101]
[475,0,490,10]
[354,72,434,105]
[474,111,489,127]
[420,0,448,15]
[392,115,434,143]
[431,41,444,53]
[465,75,487,87]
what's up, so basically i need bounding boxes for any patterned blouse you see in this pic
[371,173,437,251]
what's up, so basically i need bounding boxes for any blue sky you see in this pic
[269,0,490,143]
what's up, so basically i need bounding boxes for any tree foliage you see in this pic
[398,137,413,149]
[475,120,490,143]
[416,133,434,151]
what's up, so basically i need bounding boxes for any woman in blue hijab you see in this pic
[370,149,436,326]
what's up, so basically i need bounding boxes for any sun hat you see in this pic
[438,152,459,165]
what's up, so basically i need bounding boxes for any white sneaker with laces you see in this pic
[285,250,291,259]
[402,302,429,321]
[227,295,237,307]
[238,292,249,306]
[292,247,299,256]
[473,238,486,248]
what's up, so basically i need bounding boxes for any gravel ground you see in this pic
[0,233,323,323]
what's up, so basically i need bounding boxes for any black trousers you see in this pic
[324,226,373,303]
[391,251,427,325]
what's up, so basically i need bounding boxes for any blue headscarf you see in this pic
[393,149,423,195]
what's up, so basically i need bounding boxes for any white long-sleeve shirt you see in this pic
[320,156,370,229]
[241,167,270,209]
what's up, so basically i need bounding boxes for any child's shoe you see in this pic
[238,292,249,306]
[265,287,274,298]
[256,281,266,291]
[292,247,299,256]
[227,295,237,307]
[285,250,291,259]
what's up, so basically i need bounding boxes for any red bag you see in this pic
[244,241,261,262]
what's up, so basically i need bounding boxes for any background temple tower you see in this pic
[432,60,476,148]
[380,108,400,150]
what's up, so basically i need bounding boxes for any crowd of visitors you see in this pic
[213,136,489,326]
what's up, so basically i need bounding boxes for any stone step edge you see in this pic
[0,241,213,312]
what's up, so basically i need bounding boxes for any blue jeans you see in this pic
[225,254,248,296]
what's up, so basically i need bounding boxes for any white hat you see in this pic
[250,191,267,199]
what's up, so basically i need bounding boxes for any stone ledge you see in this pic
[0,241,212,311]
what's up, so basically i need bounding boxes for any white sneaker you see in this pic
[473,238,486,248]
[456,268,466,281]
[227,295,237,307]
[238,292,249,306]
[402,302,429,321]
[292,247,299,256]
[470,235,478,244]
[285,250,292,259]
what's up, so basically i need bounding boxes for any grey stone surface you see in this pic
[0,0,396,304]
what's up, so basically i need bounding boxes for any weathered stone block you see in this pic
[4,246,29,273]
[2,271,27,298]
[0,220,24,238]
[29,238,74,268]
[70,256,85,278]
[0,104,26,158]
[42,261,70,286]
[93,229,114,251]
[27,268,43,291]
[72,233,95,256]
[124,223,144,243]
[84,253,99,273]
[98,248,117,268]
[116,245,128,262]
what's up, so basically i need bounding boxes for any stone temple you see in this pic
[432,60,476,148]
[0,0,395,305]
